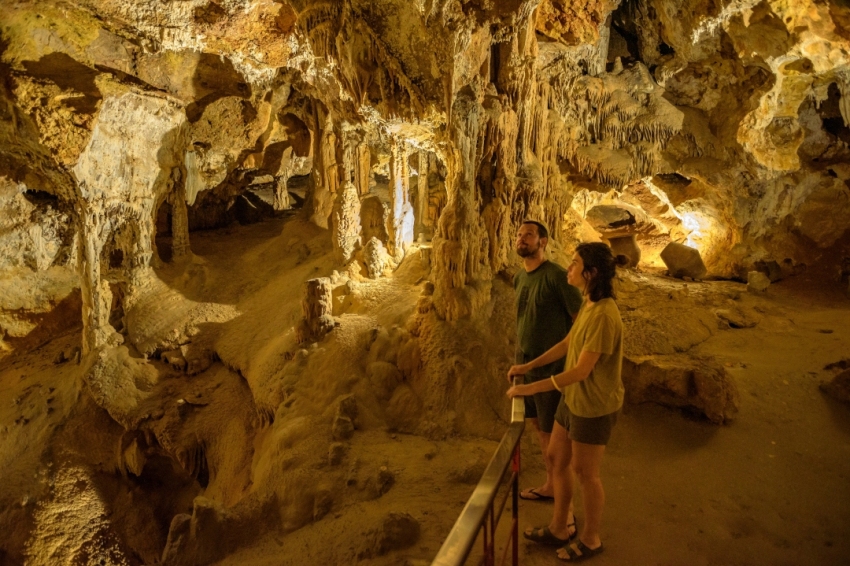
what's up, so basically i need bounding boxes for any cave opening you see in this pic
[609,0,641,65]
[819,83,850,144]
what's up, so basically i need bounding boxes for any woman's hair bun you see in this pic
[614,254,630,267]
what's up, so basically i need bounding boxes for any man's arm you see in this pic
[507,350,601,397]
[507,333,571,379]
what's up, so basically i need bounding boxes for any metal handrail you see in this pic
[431,386,526,566]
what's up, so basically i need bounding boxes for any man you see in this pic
[512,220,583,500]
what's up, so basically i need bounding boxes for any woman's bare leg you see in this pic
[546,422,575,539]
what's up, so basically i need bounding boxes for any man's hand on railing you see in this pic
[506,363,530,383]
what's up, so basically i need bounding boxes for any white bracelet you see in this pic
[550,375,560,390]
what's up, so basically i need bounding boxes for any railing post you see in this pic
[512,445,520,566]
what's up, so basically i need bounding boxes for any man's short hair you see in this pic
[522,219,549,240]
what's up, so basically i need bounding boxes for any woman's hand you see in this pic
[506,384,532,398]
[507,364,530,383]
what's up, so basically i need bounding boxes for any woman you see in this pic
[507,242,627,562]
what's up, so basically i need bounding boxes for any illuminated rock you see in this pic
[660,242,708,279]
[747,271,771,293]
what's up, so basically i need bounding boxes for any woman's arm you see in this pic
[506,350,601,398]
[506,334,572,381]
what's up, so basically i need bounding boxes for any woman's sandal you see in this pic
[556,540,604,562]
[523,526,575,546]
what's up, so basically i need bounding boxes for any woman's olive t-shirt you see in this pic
[562,298,624,418]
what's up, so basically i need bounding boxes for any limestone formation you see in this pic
[296,278,335,344]
[623,355,739,424]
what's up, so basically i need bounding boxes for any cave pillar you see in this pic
[309,106,339,229]
[388,136,414,261]
[274,147,293,211]
[415,151,429,241]
[171,169,191,259]
[354,143,371,196]
[331,130,362,264]
[78,205,113,355]
[431,90,492,321]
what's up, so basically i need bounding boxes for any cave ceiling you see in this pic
[0,0,849,338]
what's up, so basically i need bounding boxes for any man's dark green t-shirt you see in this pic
[514,260,583,381]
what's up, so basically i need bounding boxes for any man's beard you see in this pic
[516,243,538,258]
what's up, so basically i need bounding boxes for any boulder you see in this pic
[660,242,707,279]
[747,271,771,293]
[586,205,635,232]
[623,355,739,423]
[754,260,783,282]
[608,234,641,268]
[820,369,850,404]
[358,513,420,558]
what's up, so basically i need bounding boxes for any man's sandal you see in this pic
[523,526,575,546]
[556,540,604,562]
[519,488,554,501]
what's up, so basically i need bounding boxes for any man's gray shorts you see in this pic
[523,374,561,434]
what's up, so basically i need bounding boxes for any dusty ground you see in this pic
[1,215,849,566]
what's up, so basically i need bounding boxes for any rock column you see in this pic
[332,130,362,263]
[431,90,492,321]
[354,143,371,196]
[171,169,191,259]
[415,151,429,241]
[388,137,414,260]
[78,205,113,354]
[309,106,340,229]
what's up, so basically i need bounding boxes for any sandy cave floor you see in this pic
[1,215,849,566]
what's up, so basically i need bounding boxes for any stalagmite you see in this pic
[296,277,335,343]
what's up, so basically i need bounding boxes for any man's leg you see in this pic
[546,422,575,540]
[520,417,553,498]
[525,389,561,497]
